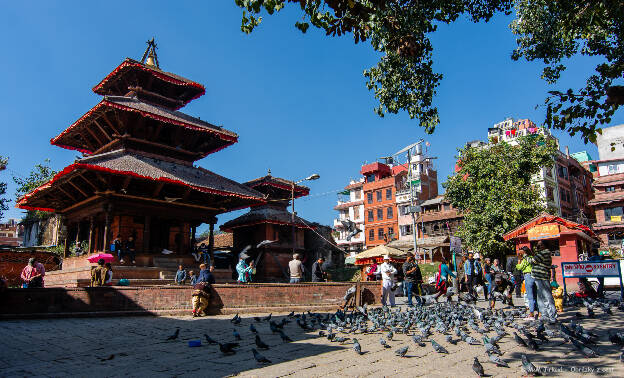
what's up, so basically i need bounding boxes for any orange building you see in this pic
[361,162,403,248]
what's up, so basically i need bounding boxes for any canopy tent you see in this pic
[354,245,408,265]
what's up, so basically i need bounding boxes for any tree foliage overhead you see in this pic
[234,1,622,140]
[511,0,624,143]
[0,156,9,220]
[13,159,56,220]
[443,135,558,256]
[235,0,513,133]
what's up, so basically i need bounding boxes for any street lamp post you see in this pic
[291,173,320,255]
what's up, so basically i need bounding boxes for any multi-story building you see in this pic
[0,219,23,247]
[333,178,366,252]
[485,118,594,222]
[361,162,402,248]
[414,196,463,261]
[395,144,438,244]
[586,124,624,248]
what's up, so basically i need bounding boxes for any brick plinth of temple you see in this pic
[0,282,380,319]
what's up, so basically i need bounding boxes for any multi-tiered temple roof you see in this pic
[18,41,265,255]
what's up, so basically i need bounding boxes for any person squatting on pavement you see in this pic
[380,255,397,307]
[191,281,212,317]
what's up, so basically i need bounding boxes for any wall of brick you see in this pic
[0,250,60,286]
[0,282,380,317]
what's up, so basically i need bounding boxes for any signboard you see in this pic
[611,216,622,222]
[561,260,624,301]
[450,236,462,254]
[527,224,560,240]
[561,261,620,278]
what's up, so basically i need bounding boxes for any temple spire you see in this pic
[141,38,160,68]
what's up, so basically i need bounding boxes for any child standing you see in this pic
[175,265,187,285]
[188,270,197,285]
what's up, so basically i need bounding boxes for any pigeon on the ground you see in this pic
[472,357,485,377]
[251,348,271,363]
[166,329,180,341]
[255,334,269,349]
[446,335,458,345]
[233,329,242,341]
[250,324,258,334]
[263,313,272,322]
[203,334,218,345]
[254,316,262,322]
[431,340,449,354]
[488,353,509,367]
[514,332,527,347]
[521,354,541,376]
[380,338,391,348]
[353,338,362,355]
[219,343,237,355]
[395,346,409,357]
[100,354,115,362]
[278,330,293,342]
[231,313,241,324]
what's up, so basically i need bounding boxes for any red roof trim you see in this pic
[50,100,238,155]
[92,61,206,108]
[17,162,265,211]
[502,213,596,241]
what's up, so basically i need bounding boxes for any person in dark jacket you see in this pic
[402,254,422,306]
[311,257,327,282]
[197,264,216,284]
[506,254,523,298]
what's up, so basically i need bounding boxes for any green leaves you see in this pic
[13,159,56,220]
[444,135,557,257]
[0,155,9,219]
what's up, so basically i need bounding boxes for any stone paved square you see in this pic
[3,298,624,377]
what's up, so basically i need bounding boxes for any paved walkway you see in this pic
[2,300,624,377]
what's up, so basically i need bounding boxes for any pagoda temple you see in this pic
[17,41,266,263]
[220,172,315,281]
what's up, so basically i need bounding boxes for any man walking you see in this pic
[506,253,523,298]
[288,253,304,283]
[530,241,557,324]
[402,254,421,306]
[464,253,476,298]
[311,256,327,282]
[380,255,397,307]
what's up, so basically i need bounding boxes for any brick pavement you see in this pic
[2,299,624,377]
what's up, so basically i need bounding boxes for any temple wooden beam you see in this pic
[67,179,89,198]
[85,126,104,147]
[152,182,164,197]
[77,173,99,192]
[101,112,121,136]
[93,119,113,142]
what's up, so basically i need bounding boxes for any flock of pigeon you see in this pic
[164,296,624,376]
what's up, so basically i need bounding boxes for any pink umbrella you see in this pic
[87,253,115,263]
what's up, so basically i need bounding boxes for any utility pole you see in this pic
[407,149,419,261]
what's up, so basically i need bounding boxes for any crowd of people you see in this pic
[364,241,567,324]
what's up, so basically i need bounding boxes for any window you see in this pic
[378,228,385,239]
[606,186,616,192]
[368,229,374,241]
[400,225,412,235]
[558,165,569,179]
[545,167,552,177]
[367,192,373,204]
[365,174,375,183]
[354,189,362,200]
[387,207,393,219]
[368,210,374,222]
[608,164,620,175]
[605,207,624,219]
[377,208,383,220]
[387,227,394,237]
[386,188,392,200]
[353,207,360,220]
[376,190,382,202]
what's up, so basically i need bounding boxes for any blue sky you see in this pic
[1,2,622,232]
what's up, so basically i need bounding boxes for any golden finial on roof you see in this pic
[141,38,160,68]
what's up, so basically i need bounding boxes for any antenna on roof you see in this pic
[141,38,160,68]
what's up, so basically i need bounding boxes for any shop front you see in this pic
[503,213,599,285]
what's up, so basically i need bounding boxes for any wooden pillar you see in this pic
[88,217,94,253]
[103,205,112,252]
[63,235,69,259]
[191,225,197,252]
[143,215,151,253]
[208,218,216,266]
[75,221,81,244]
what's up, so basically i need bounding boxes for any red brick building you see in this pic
[361,162,402,248]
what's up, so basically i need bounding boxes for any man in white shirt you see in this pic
[380,255,398,306]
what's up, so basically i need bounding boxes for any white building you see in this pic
[333,178,366,252]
